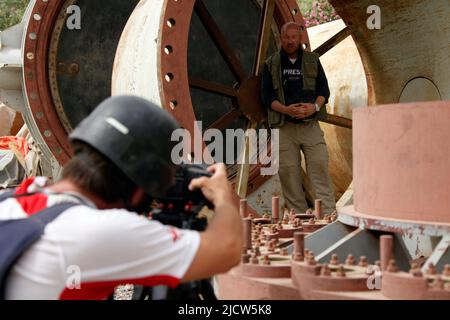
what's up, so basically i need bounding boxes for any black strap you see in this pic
[0,189,82,224]
[0,189,90,208]
[0,202,78,299]
[30,202,79,226]
[0,190,15,203]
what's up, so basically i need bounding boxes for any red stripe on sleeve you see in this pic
[59,275,180,300]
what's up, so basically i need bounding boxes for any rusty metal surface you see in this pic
[8,0,361,210]
[21,0,139,166]
[352,101,450,224]
[114,0,308,198]
[339,206,450,237]
[307,19,367,202]
[220,0,450,299]
[291,260,375,299]
[23,0,71,165]
[4,0,450,300]
[48,0,139,132]
[382,270,450,299]
[218,271,301,300]
[330,0,450,104]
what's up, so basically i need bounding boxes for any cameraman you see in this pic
[0,96,242,300]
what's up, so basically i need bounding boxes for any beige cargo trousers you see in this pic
[278,120,335,214]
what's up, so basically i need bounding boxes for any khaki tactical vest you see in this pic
[265,50,327,128]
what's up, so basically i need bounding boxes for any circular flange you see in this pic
[159,0,309,194]
[291,261,373,295]
[22,0,309,190]
[23,0,140,166]
[338,205,450,237]
[23,0,71,164]
[382,271,450,300]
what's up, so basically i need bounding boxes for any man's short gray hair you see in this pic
[280,22,304,35]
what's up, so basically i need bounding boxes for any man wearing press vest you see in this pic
[261,22,335,214]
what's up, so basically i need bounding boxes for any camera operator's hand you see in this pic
[183,163,242,282]
[188,163,233,207]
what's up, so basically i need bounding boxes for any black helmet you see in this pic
[69,95,180,197]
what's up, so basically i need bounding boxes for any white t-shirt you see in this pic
[0,177,200,300]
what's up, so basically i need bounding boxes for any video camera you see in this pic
[137,163,217,300]
[150,163,213,231]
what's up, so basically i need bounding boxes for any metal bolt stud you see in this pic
[243,218,252,250]
[359,256,369,267]
[268,242,276,252]
[443,264,450,277]
[241,247,250,263]
[240,199,248,218]
[293,218,302,228]
[330,211,338,221]
[289,209,296,225]
[409,262,423,277]
[330,253,339,266]
[307,252,317,266]
[314,199,323,219]
[254,246,261,257]
[283,208,289,220]
[426,263,437,275]
[293,232,305,262]
[432,276,445,290]
[345,254,355,266]
[387,259,399,273]
[272,196,280,222]
[336,265,346,277]
[320,264,331,276]
[380,235,394,271]
[263,255,271,265]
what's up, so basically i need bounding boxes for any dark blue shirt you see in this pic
[261,49,330,122]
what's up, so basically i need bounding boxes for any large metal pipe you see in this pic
[2,0,448,218]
